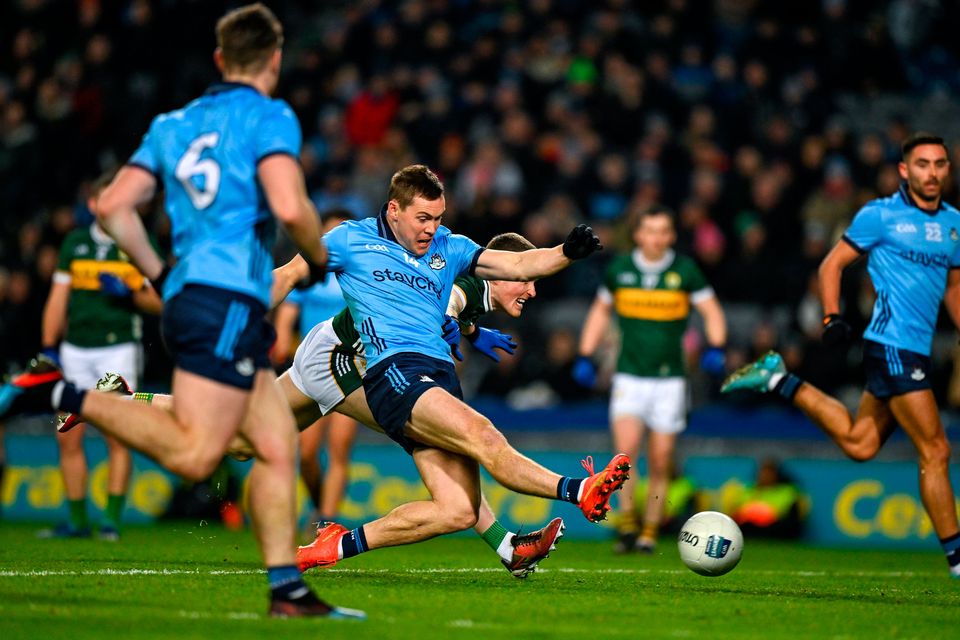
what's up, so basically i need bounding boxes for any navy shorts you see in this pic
[863,340,932,399]
[162,285,274,390]
[363,353,462,455]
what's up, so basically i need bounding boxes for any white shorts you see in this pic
[287,320,366,415]
[610,373,687,434]
[60,341,142,391]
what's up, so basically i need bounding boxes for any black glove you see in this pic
[822,314,852,347]
[296,253,328,289]
[151,264,171,294]
[562,224,603,260]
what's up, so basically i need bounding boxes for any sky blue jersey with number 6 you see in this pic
[128,82,301,306]
[843,184,960,356]
[323,205,484,369]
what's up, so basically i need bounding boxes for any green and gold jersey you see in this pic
[602,249,712,377]
[331,274,488,354]
[56,225,148,348]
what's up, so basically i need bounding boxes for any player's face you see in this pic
[388,195,445,256]
[634,214,675,259]
[899,144,950,205]
[490,279,536,317]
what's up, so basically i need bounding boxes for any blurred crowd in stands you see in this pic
[3,0,960,411]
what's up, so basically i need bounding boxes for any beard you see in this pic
[910,178,941,202]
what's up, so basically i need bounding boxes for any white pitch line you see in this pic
[0,567,938,578]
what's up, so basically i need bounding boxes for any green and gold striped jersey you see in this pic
[55,225,149,347]
[601,249,713,377]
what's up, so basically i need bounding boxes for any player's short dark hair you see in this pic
[631,204,676,231]
[216,3,283,73]
[320,208,353,225]
[487,232,535,252]
[387,165,444,209]
[901,132,948,159]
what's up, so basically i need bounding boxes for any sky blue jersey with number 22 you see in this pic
[324,206,484,369]
[128,82,301,306]
[843,185,960,356]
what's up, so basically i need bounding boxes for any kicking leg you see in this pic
[405,388,629,521]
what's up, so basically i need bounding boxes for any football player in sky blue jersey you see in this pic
[295,164,632,568]
[0,4,361,618]
[723,133,960,577]
[273,209,357,528]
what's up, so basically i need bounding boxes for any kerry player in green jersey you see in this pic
[39,174,161,540]
[575,206,727,553]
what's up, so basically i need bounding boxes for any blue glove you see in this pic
[441,314,463,361]
[99,272,132,297]
[700,346,726,376]
[466,327,517,363]
[41,346,61,367]
[572,356,597,388]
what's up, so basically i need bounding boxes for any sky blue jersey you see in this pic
[324,205,484,368]
[285,274,344,336]
[128,82,301,306]
[843,185,960,355]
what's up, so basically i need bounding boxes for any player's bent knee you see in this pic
[441,503,479,533]
[846,444,879,463]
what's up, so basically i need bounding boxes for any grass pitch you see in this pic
[0,521,956,639]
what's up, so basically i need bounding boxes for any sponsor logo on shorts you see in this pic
[911,367,925,381]
[236,357,255,377]
[419,375,434,383]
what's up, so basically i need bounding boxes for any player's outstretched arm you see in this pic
[269,254,310,309]
[258,154,327,275]
[474,224,601,281]
[97,167,166,283]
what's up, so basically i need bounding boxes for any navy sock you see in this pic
[940,532,960,567]
[267,565,309,600]
[341,526,368,559]
[557,477,584,504]
[773,373,802,402]
[55,382,87,415]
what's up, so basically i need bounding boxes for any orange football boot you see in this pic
[578,454,631,523]
[502,517,565,578]
[297,522,349,572]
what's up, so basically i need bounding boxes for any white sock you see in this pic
[767,372,785,391]
[50,380,66,410]
[496,533,516,562]
[950,563,960,578]
[577,481,586,502]
[336,539,345,560]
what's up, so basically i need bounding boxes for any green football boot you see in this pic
[721,351,785,393]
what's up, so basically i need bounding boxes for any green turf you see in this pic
[0,521,956,639]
